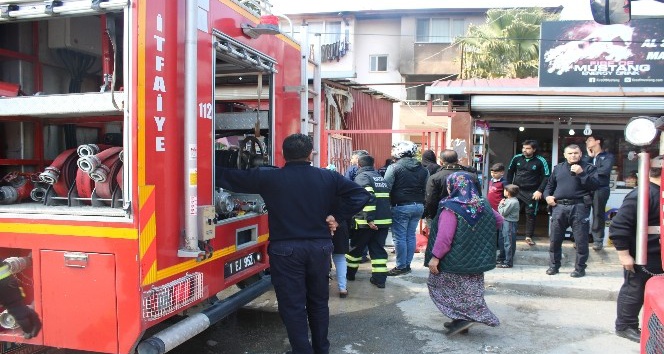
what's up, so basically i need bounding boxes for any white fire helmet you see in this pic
[391,141,418,159]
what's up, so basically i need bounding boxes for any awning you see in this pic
[426,78,664,118]
[471,95,664,117]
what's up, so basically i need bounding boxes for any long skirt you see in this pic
[427,271,500,326]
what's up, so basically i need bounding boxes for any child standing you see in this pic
[497,184,520,268]
[488,163,507,264]
[488,163,506,211]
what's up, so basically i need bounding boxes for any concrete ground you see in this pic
[169,237,641,354]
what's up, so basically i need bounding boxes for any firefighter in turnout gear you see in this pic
[346,155,392,288]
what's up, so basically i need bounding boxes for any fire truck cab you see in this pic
[0,0,309,353]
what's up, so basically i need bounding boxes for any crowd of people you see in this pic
[214,133,657,353]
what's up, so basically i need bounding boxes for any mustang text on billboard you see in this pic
[539,19,664,87]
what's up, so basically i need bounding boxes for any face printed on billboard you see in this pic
[539,19,664,87]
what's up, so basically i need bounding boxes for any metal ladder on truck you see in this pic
[299,24,322,167]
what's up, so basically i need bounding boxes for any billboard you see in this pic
[539,19,664,87]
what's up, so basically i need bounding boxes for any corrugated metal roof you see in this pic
[325,78,401,103]
[426,78,664,96]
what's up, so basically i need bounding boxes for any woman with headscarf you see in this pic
[424,172,504,336]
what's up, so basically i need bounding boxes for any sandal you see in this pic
[525,237,536,246]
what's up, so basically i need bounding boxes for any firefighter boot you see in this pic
[0,275,42,339]
[9,304,41,339]
[346,267,357,281]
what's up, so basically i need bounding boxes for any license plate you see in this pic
[224,252,259,277]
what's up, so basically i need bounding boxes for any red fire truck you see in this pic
[0,0,312,353]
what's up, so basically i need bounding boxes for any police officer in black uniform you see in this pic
[609,160,662,343]
[543,144,599,278]
[346,155,392,288]
[216,134,370,354]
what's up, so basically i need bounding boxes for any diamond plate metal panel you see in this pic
[215,111,268,130]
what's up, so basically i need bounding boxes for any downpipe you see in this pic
[136,275,272,354]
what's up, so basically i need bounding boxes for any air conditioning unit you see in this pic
[48,17,102,56]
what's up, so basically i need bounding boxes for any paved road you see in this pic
[169,240,641,354]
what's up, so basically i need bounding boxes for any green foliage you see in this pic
[454,8,558,79]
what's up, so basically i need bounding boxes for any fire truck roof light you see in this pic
[625,116,659,147]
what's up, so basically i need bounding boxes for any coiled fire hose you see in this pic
[0,172,39,204]
[75,168,95,200]
[94,153,123,202]
[39,148,79,198]
[77,146,122,175]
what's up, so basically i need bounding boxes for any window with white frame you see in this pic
[416,18,465,43]
[370,55,388,72]
[325,21,341,43]
[295,21,341,44]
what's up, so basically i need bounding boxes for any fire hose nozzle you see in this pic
[77,144,101,157]
[3,256,31,274]
[0,310,19,330]
[89,165,111,183]
[0,186,18,205]
[30,187,46,202]
[77,155,102,174]
[39,167,60,185]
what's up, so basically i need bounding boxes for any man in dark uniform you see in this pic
[346,155,392,288]
[584,135,615,251]
[216,134,370,354]
[609,160,662,343]
[544,144,599,278]
[507,139,550,246]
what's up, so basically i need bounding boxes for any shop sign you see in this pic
[539,19,664,87]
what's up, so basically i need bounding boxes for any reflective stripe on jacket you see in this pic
[354,167,392,229]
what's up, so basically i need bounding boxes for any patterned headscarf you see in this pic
[439,172,485,226]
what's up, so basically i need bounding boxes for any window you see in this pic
[370,55,388,72]
[416,18,465,43]
[295,21,341,44]
[406,85,425,101]
[325,21,341,44]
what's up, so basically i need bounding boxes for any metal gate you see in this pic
[325,128,447,176]
[328,134,353,173]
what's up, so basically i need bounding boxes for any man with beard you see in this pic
[506,140,550,246]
